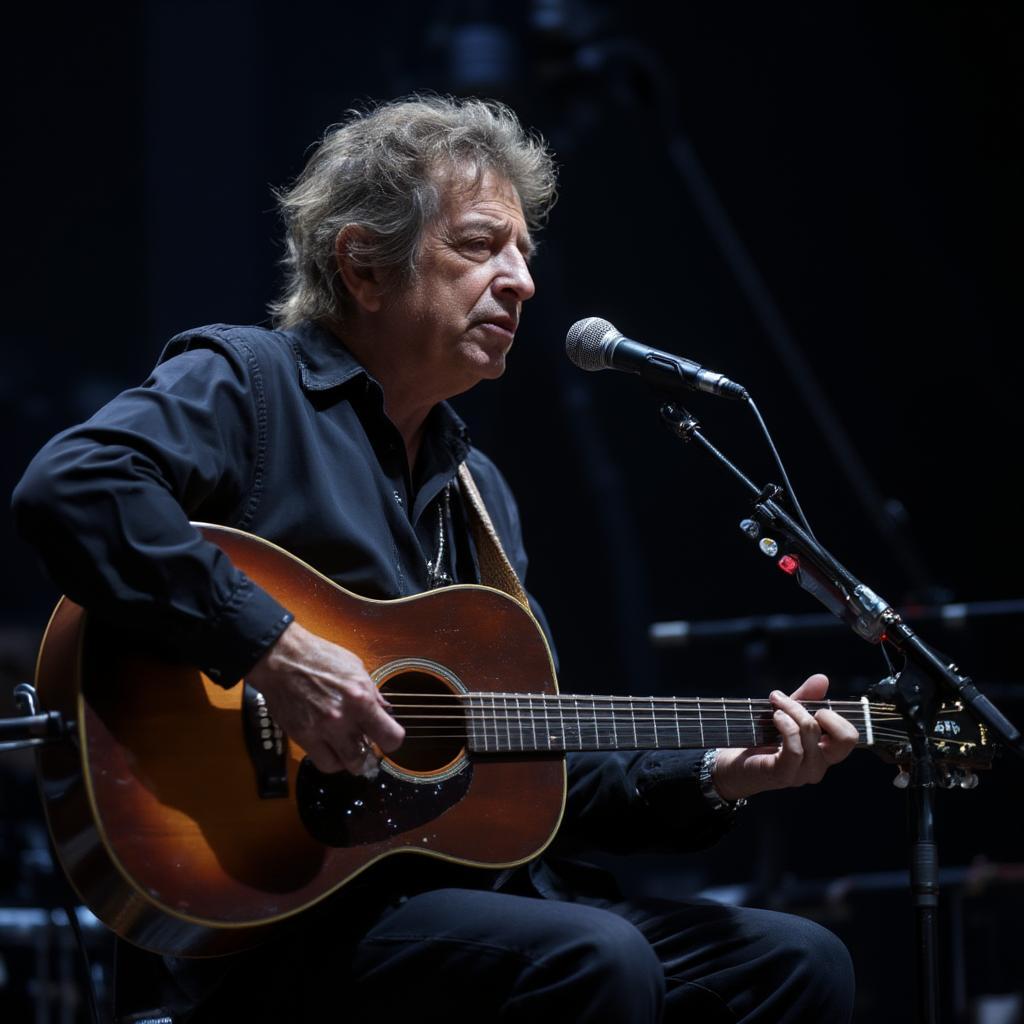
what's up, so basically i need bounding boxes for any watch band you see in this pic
[698,748,747,813]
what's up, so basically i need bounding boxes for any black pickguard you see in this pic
[296,758,473,847]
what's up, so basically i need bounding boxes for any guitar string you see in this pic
[382,708,908,722]
[389,729,930,746]
[382,716,949,743]
[374,730,958,746]
[386,715,907,728]
[390,728,919,741]
[385,713,910,729]
[381,703,906,715]
[389,721,924,737]
[380,693,903,709]
[384,734,940,744]
[381,696,910,717]
[440,737,916,748]
[392,730,915,745]
[379,696,907,716]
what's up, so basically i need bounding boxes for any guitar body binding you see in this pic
[33,524,567,957]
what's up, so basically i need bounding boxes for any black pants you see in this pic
[190,888,854,1023]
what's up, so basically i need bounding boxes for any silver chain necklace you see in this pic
[425,484,453,588]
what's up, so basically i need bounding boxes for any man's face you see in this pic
[383,167,536,399]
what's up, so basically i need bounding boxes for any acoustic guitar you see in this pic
[33,524,991,957]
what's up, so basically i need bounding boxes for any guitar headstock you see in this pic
[871,700,997,789]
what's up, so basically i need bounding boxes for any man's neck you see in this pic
[326,320,439,471]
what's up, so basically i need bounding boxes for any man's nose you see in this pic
[496,247,535,302]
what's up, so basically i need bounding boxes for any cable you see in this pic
[61,900,102,1024]
[744,395,817,541]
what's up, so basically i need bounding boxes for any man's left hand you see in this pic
[711,674,859,802]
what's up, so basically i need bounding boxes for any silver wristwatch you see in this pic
[698,748,746,813]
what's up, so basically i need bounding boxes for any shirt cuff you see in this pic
[635,749,743,848]
[634,749,709,820]
[198,576,294,688]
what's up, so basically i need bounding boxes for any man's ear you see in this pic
[335,226,385,312]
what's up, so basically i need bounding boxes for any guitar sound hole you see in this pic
[380,672,466,774]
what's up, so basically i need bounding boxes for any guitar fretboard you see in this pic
[390,693,887,754]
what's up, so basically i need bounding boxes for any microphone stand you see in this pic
[657,400,1023,1024]
[0,682,73,752]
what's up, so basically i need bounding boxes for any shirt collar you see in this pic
[288,319,368,392]
[287,319,471,459]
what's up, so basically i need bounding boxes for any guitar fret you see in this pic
[468,694,479,751]
[697,697,705,746]
[674,700,682,748]
[651,698,659,748]
[748,697,756,746]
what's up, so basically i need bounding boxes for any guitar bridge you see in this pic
[241,681,288,798]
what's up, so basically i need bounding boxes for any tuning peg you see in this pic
[959,771,979,790]
[893,769,910,789]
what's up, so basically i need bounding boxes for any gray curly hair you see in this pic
[269,95,558,328]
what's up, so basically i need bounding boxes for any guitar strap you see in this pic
[456,462,530,610]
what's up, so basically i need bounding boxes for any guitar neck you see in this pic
[455,694,885,754]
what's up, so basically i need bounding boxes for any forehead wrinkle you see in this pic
[432,165,532,250]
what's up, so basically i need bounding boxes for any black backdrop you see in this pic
[3,3,1022,1020]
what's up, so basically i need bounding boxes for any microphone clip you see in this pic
[659,402,701,442]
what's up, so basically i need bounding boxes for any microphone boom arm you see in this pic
[658,400,1023,759]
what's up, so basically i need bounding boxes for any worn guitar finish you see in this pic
[34,525,991,958]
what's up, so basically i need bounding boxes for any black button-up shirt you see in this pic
[14,320,540,685]
[13,320,727,882]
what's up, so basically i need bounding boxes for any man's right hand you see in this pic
[245,621,405,774]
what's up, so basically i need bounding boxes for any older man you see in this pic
[14,96,857,1022]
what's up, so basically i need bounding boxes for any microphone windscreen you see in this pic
[565,317,619,371]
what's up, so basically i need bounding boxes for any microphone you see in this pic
[565,317,748,400]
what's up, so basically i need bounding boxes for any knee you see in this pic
[540,911,665,1022]
[763,914,855,1022]
[585,911,664,983]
